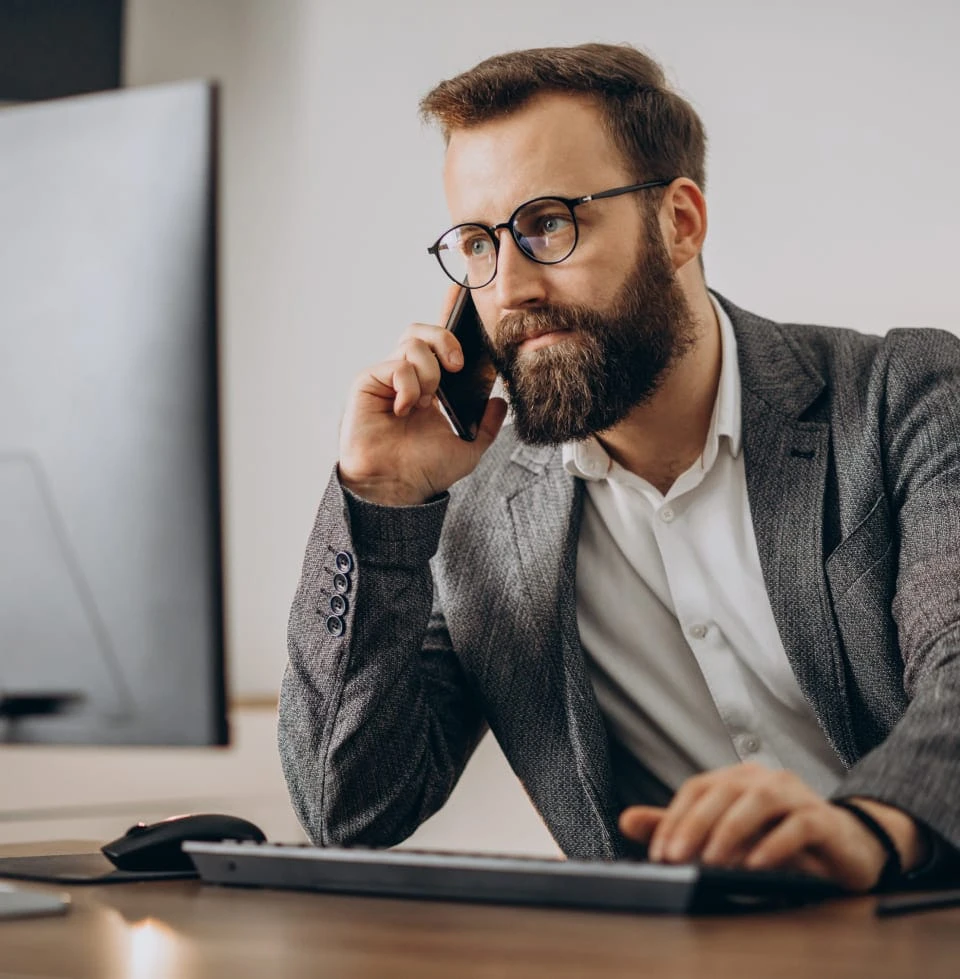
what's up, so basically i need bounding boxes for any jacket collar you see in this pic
[713,291,827,421]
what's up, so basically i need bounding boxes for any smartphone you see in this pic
[435,287,498,441]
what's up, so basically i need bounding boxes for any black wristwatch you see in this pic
[832,799,903,891]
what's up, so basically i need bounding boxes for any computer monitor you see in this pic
[0,80,227,747]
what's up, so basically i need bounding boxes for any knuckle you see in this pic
[398,338,429,363]
[685,771,712,792]
[751,784,778,808]
[772,769,796,789]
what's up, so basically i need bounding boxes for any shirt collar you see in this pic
[562,293,742,481]
[707,292,743,460]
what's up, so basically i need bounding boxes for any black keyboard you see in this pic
[183,840,845,914]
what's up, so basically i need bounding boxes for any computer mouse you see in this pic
[101,813,267,872]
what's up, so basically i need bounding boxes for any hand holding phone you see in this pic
[337,287,507,507]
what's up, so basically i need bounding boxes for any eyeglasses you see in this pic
[427,178,674,289]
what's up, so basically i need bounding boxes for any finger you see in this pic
[743,810,823,870]
[393,338,443,406]
[655,784,741,863]
[745,808,883,892]
[365,359,425,417]
[701,788,795,865]
[401,322,465,373]
[787,850,832,880]
[618,806,666,843]
[647,777,712,861]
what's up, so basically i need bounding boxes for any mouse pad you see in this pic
[0,853,197,884]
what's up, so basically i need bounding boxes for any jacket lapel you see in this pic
[504,444,621,857]
[722,296,859,766]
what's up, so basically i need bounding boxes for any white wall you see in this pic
[126,0,960,698]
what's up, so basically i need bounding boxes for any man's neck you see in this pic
[594,286,722,495]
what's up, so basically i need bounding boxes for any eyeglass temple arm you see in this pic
[577,178,675,205]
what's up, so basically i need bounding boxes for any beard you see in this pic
[486,215,697,446]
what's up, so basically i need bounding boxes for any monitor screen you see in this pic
[0,81,227,746]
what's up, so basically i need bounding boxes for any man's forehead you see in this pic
[442,92,630,222]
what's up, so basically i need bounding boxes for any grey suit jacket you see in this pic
[279,294,960,861]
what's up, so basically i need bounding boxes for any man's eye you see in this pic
[462,236,493,257]
[537,214,572,235]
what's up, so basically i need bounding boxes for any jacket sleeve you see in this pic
[277,467,486,846]
[831,328,960,859]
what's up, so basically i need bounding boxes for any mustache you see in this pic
[494,303,600,354]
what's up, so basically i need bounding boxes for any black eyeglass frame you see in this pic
[427,178,676,288]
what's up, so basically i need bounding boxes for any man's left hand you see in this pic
[618,762,915,892]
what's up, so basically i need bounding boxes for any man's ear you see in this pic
[658,178,707,271]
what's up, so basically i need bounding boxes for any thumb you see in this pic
[473,397,508,452]
[619,806,666,842]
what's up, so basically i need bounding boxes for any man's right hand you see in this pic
[338,292,508,507]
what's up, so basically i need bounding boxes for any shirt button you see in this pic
[659,506,675,523]
[688,623,708,640]
[335,551,354,573]
[325,615,345,637]
[737,735,761,754]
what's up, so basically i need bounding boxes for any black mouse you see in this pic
[101,813,267,872]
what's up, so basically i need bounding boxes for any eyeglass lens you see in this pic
[435,198,578,288]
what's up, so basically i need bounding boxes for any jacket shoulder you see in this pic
[718,293,960,409]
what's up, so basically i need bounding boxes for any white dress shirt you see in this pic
[563,297,847,798]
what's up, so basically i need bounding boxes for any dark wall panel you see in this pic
[0,0,124,101]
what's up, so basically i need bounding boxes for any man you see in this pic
[279,43,960,892]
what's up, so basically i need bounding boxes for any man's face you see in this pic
[443,93,695,445]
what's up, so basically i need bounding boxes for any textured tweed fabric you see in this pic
[279,293,960,862]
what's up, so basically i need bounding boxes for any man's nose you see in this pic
[492,231,548,311]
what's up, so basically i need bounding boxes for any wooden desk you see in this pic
[1,842,959,979]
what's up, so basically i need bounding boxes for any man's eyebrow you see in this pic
[448,198,503,226]
[451,190,583,227]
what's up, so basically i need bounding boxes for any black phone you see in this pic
[435,287,498,441]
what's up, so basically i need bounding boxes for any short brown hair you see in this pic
[420,43,707,192]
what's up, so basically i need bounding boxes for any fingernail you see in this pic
[649,840,663,861]
[667,839,688,862]
[449,350,463,367]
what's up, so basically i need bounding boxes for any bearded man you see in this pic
[279,43,960,892]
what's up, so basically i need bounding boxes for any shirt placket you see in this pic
[650,494,784,771]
